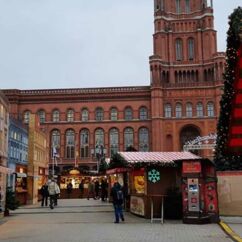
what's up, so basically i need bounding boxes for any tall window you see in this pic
[139,107,148,120]
[37,110,45,123]
[52,110,60,122]
[80,129,89,158]
[51,130,60,158]
[164,104,172,118]
[207,102,214,117]
[81,109,88,121]
[124,128,134,150]
[175,103,182,118]
[23,111,30,124]
[175,39,183,61]
[65,129,75,159]
[95,108,104,121]
[186,103,193,118]
[110,108,118,121]
[176,0,181,14]
[95,128,104,147]
[185,0,190,13]
[196,102,204,117]
[124,107,133,120]
[110,128,119,156]
[67,109,74,122]
[139,128,149,151]
[188,38,194,60]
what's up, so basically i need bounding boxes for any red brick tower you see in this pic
[150,0,225,154]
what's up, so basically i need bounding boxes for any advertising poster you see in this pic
[130,196,145,216]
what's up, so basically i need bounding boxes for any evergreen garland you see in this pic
[214,7,242,171]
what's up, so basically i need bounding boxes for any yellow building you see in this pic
[27,114,49,204]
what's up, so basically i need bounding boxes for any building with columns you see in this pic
[3,0,225,173]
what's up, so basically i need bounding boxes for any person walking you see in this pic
[54,181,60,206]
[87,180,94,200]
[66,182,73,198]
[94,179,100,199]
[101,179,108,201]
[40,182,49,207]
[110,181,125,223]
[48,178,59,209]
[79,179,84,198]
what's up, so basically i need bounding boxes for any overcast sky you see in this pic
[0,0,241,90]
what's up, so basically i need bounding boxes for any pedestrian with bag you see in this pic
[110,181,125,223]
[48,178,59,209]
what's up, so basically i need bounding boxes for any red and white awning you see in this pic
[118,152,201,165]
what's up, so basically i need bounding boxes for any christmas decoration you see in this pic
[214,7,242,171]
[148,169,160,183]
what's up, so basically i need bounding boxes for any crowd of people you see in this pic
[40,177,125,224]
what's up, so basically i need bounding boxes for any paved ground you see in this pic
[0,199,232,242]
[220,216,242,241]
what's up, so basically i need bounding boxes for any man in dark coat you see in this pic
[110,181,125,223]
[40,183,49,207]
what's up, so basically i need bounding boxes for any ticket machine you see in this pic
[181,159,219,224]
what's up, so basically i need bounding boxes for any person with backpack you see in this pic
[110,181,125,223]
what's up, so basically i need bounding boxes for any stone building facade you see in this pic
[27,114,48,204]
[0,91,10,214]
[4,0,225,172]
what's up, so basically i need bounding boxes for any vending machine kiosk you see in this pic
[181,159,219,224]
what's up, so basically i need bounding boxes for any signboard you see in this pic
[182,161,201,174]
[130,196,145,216]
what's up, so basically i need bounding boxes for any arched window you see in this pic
[51,130,60,158]
[176,0,181,13]
[81,108,88,121]
[67,109,74,122]
[186,102,193,117]
[110,108,118,121]
[175,39,183,61]
[207,102,214,117]
[124,107,133,120]
[188,38,194,60]
[80,129,89,158]
[65,129,75,159]
[185,0,190,13]
[175,103,182,118]
[139,107,148,120]
[139,128,149,151]
[95,128,104,147]
[196,102,204,117]
[23,111,31,124]
[109,128,119,156]
[37,110,45,123]
[95,107,104,121]
[124,128,134,150]
[52,110,60,122]
[164,104,172,118]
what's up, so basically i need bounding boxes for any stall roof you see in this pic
[118,152,201,165]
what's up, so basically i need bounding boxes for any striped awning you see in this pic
[118,152,201,165]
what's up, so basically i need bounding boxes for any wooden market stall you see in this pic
[118,151,219,224]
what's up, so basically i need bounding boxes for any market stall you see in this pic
[118,152,218,223]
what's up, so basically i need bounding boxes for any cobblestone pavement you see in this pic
[0,199,231,242]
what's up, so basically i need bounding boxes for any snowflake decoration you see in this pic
[148,169,160,183]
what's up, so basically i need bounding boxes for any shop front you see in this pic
[59,168,106,199]
[15,165,28,205]
[37,167,48,201]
